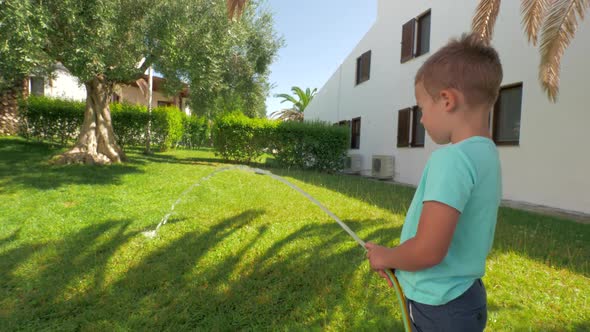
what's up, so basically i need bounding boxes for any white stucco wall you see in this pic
[43,66,87,101]
[305,0,590,215]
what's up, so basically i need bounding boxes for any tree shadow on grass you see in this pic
[0,219,139,330]
[0,228,21,248]
[0,211,407,330]
[0,138,143,193]
[275,167,590,278]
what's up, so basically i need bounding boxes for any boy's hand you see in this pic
[377,270,394,288]
[365,242,393,271]
[366,242,395,288]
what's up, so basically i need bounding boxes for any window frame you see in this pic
[400,9,431,63]
[416,10,431,57]
[411,106,425,147]
[492,82,523,146]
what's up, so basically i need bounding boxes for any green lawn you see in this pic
[1,137,588,331]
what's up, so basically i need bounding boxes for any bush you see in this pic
[151,106,185,151]
[212,113,349,171]
[273,120,349,171]
[181,115,210,149]
[212,112,276,163]
[19,96,194,151]
[110,103,148,148]
[19,96,84,144]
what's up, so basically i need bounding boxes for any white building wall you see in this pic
[305,0,590,215]
[44,66,87,101]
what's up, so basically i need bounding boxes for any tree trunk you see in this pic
[52,75,126,165]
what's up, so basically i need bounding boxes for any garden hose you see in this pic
[253,168,413,332]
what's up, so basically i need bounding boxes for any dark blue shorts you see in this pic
[406,279,487,332]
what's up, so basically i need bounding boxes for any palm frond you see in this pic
[522,0,551,45]
[226,0,248,20]
[269,108,304,121]
[539,0,589,102]
[275,93,299,105]
[472,0,502,43]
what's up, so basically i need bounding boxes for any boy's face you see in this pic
[414,82,452,144]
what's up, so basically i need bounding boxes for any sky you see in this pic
[263,0,377,116]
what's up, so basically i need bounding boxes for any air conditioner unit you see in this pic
[343,154,362,174]
[372,155,395,179]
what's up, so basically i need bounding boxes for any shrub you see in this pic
[19,96,84,144]
[212,113,276,163]
[273,120,349,171]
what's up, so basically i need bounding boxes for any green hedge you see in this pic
[181,115,210,148]
[151,106,185,150]
[212,112,277,163]
[213,113,349,171]
[19,96,84,144]
[110,102,148,148]
[18,96,348,170]
[19,96,207,151]
[273,120,349,171]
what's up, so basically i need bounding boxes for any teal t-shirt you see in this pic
[395,136,502,305]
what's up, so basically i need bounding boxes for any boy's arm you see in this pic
[366,200,459,272]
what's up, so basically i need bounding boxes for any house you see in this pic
[305,0,590,216]
[27,63,191,115]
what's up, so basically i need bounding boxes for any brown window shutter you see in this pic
[401,19,416,63]
[397,108,411,147]
[356,57,362,85]
[361,51,371,82]
[351,117,361,149]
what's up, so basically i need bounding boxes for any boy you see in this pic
[365,33,503,332]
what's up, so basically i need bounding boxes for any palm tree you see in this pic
[270,86,318,121]
[472,0,589,102]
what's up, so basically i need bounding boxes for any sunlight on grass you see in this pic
[1,137,588,331]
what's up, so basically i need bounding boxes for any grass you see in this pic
[0,136,588,331]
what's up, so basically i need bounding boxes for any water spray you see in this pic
[144,165,412,331]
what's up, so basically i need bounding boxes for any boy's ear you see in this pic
[439,88,460,113]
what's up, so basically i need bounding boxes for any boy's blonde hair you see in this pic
[415,33,503,108]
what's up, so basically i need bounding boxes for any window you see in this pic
[492,83,523,145]
[30,77,45,96]
[111,93,120,103]
[411,106,425,147]
[158,101,173,107]
[351,117,361,149]
[416,11,431,56]
[356,51,371,85]
[397,106,425,148]
[401,10,431,63]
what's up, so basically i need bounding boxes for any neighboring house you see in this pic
[305,0,590,216]
[28,63,191,115]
